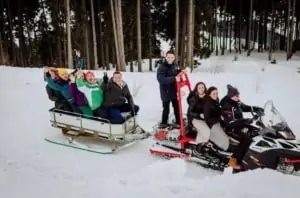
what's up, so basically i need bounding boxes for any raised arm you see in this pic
[45,74,64,91]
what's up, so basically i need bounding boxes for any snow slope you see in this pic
[1,54,300,197]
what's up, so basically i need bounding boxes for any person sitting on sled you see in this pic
[101,71,139,124]
[44,67,77,112]
[220,84,264,165]
[203,86,243,169]
[68,72,93,116]
[186,82,211,155]
[75,70,106,117]
[156,50,182,128]
[44,68,73,112]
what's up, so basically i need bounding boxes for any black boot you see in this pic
[193,142,210,158]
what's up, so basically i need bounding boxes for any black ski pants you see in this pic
[161,99,180,125]
[229,130,252,162]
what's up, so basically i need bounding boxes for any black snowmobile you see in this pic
[149,72,300,175]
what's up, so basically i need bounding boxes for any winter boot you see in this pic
[193,142,211,158]
[228,157,241,169]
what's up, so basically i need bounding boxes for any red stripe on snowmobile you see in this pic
[149,148,190,159]
[285,159,300,164]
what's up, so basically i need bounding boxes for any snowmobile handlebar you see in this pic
[244,107,264,126]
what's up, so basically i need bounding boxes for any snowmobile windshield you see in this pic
[262,100,288,129]
[272,122,290,131]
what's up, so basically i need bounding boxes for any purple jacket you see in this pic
[68,83,88,106]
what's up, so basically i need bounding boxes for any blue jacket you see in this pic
[45,74,73,103]
[156,61,177,102]
[76,57,85,69]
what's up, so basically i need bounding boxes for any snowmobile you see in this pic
[46,108,149,154]
[149,72,300,175]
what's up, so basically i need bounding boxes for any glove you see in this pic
[253,106,264,113]
[103,72,109,83]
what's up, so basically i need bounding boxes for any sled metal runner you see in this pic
[46,108,148,154]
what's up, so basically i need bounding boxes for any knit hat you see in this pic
[227,84,239,98]
[57,68,68,78]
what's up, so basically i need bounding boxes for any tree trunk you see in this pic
[229,15,233,53]
[247,0,253,56]
[17,0,24,66]
[221,1,227,55]
[286,0,291,57]
[90,0,98,69]
[6,0,16,65]
[137,0,142,72]
[190,1,195,71]
[148,0,153,71]
[110,0,121,71]
[175,0,179,58]
[268,0,275,60]
[0,33,4,64]
[116,0,126,71]
[186,0,194,68]
[215,0,218,55]
[98,2,105,68]
[290,0,296,50]
[179,15,187,69]
[81,0,90,69]
[129,30,134,72]
[66,0,73,68]
[104,37,110,70]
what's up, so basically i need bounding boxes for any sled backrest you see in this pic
[176,72,192,143]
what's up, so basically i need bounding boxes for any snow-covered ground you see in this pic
[1,53,300,197]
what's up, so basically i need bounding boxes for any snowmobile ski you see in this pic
[150,143,228,171]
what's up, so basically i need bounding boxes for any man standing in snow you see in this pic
[156,50,181,128]
[74,49,86,70]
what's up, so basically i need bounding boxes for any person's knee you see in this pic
[217,138,230,150]
[224,139,230,150]
[203,128,211,140]
[109,109,125,123]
